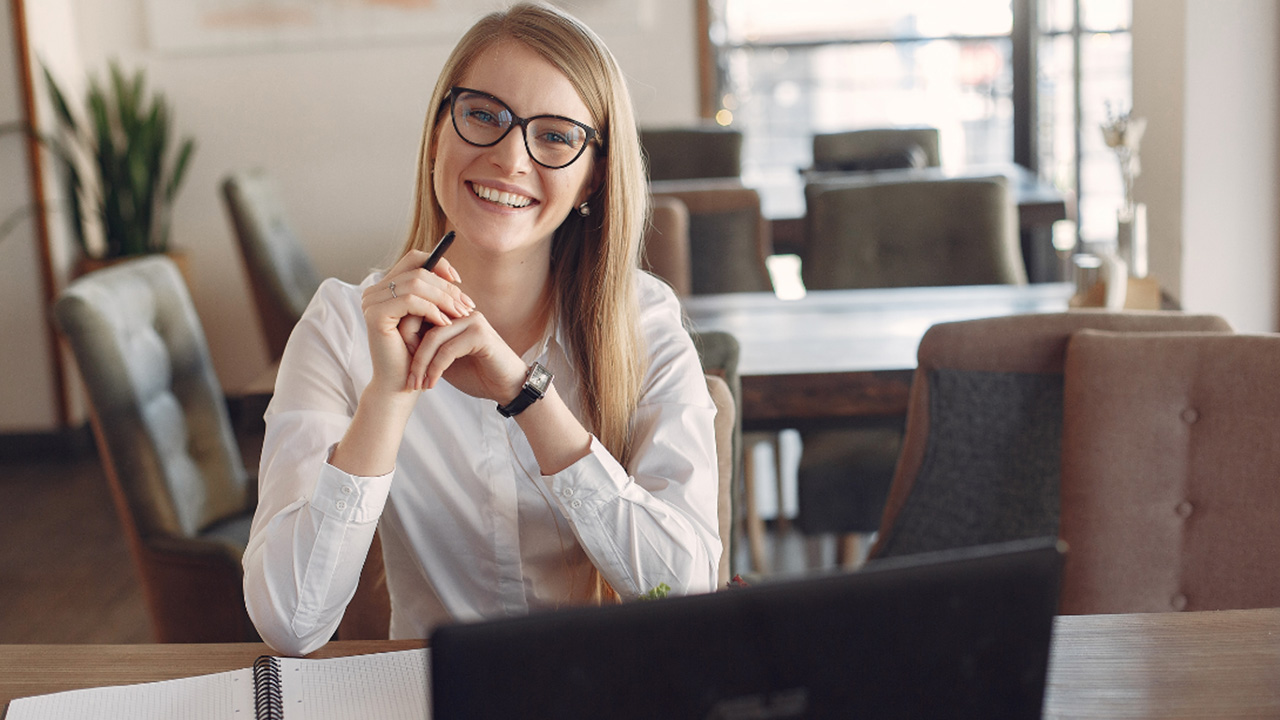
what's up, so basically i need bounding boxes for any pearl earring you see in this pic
[576,201,591,217]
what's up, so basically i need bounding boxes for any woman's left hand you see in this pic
[407,310,528,403]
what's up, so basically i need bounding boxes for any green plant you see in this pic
[40,60,195,259]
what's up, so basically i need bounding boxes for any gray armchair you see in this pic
[640,126,743,182]
[53,256,258,642]
[221,170,322,362]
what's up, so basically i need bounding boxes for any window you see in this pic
[709,0,1132,249]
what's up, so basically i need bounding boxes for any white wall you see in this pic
[6,0,698,427]
[1134,0,1280,332]
[0,0,60,432]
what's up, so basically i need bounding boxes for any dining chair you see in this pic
[794,175,1024,566]
[641,194,692,296]
[689,330,743,585]
[53,255,259,642]
[810,126,941,173]
[221,169,322,363]
[640,126,743,182]
[802,174,1026,290]
[1059,330,1280,614]
[869,311,1234,561]
[649,178,774,295]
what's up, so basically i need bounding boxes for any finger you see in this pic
[400,271,476,317]
[408,320,471,390]
[432,256,463,284]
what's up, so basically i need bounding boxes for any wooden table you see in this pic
[6,609,1278,717]
[683,282,1075,432]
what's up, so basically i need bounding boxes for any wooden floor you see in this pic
[0,449,150,644]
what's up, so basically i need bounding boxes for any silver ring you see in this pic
[388,280,397,299]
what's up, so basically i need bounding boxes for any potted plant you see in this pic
[36,60,196,274]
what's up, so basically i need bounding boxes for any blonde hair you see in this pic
[403,3,647,601]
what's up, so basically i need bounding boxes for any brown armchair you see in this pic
[649,179,774,295]
[870,311,1234,561]
[1060,330,1280,614]
[53,256,258,642]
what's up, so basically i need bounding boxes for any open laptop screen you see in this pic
[430,537,1063,720]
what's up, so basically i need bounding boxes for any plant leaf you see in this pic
[40,63,78,135]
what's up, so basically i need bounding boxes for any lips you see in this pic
[469,181,534,209]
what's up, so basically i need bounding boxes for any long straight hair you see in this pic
[402,4,647,601]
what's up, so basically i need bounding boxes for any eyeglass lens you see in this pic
[451,89,592,169]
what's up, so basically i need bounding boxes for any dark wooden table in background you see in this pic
[683,282,1075,432]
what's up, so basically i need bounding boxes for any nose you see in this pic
[488,123,532,174]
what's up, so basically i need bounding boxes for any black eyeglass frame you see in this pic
[448,86,600,170]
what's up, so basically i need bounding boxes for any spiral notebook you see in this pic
[4,648,429,720]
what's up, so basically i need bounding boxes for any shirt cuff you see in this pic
[544,435,628,512]
[311,456,394,524]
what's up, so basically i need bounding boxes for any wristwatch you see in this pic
[496,362,553,418]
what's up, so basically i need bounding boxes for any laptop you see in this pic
[430,537,1064,720]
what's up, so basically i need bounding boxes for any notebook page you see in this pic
[5,668,255,720]
[279,648,430,720]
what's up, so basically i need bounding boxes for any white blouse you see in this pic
[242,270,721,656]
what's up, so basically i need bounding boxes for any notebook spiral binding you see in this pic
[252,655,285,720]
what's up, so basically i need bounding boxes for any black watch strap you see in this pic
[497,362,553,418]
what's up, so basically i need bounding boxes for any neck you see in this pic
[450,240,555,356]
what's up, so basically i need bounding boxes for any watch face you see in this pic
[527,363,553,395]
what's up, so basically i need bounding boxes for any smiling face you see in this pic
[431,41,599,262]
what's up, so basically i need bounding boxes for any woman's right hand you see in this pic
[359,250,476,396]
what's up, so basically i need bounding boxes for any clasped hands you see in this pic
[360,249,527,403]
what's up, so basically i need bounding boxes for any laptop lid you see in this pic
[430,537,1064,720]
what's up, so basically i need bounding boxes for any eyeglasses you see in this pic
[449,86,598,170]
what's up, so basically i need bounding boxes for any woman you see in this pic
[243,3,721,656]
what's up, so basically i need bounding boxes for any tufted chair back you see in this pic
[1060,331,1280,614]
[871,311,1234,562]
[54,255,257,641]
[221,170,322,362]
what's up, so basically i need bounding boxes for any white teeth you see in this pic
[472,183,532,208]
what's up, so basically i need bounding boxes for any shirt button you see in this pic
[341,486,353,495]
[1181,408,1199,424]
[570,499,582,509]
[336,500,348,511]
[562,487,575,498]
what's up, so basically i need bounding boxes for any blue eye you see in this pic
[465,108,502,127]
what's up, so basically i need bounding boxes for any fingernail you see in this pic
[462,293,476,309]
[451,268,463,283]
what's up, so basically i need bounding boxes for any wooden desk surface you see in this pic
[5,610,1278,717]
[683,283,1074,430]
[0,639,425,712]
[1043,607,1280,718]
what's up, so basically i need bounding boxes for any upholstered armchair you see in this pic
[870,311,1233,561]
[1059,330,1280,614]
[53,256,258,642]
[221,170,322,362]
[649,179,774,295]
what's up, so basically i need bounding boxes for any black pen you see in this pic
[423,231,456,271]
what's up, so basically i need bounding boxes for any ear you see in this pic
[578,155,606,206]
